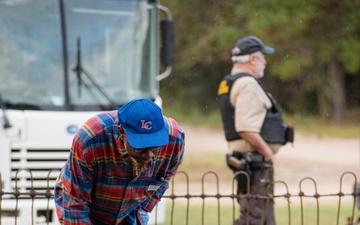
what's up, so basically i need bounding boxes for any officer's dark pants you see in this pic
[234,166,275,225]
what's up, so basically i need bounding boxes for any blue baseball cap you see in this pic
[118,98,169,149]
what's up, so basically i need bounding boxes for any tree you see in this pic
[160,0,360,124]
[228,0,360,124]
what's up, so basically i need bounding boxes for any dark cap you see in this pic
[118,98,169,149]
[232,36,274,56]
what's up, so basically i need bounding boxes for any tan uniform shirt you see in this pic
[227,68,281,154]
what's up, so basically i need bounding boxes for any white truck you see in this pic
[0,0,174,224]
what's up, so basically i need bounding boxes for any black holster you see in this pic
[226,151,264,194]
[285,125,295,143]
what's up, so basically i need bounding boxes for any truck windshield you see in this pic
[0,0,156,111]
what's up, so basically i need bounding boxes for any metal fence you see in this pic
[0,170,359,225]
[165,170,360,225]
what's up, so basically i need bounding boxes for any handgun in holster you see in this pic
[226,151,264,194]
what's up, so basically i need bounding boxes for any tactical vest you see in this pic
[217,73,286,144]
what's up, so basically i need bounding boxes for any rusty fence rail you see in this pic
[0,170,359,225]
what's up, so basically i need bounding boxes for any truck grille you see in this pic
[11,148,70,191]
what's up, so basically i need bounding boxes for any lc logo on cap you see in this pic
[141,120,152,130]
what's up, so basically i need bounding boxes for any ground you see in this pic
[175,125,360,205]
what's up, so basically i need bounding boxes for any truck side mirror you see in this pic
[156,4,174,81]
[160,19,174,67]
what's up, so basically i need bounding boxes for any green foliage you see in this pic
[337,39,360,73]
[160,0,360,124]
[273,58,301,81]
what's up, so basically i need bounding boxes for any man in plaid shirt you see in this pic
[54,98,185,225]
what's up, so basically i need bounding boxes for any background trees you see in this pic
[160,0,360,125]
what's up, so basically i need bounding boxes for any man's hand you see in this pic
[238,131,275,163]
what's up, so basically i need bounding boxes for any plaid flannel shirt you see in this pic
[54,111,185,225]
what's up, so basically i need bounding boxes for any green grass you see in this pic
[163,201,238,225]
[163,105,360,139]
[161,202,360,225]
[275,204,359,225]
[284,113,360,139]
